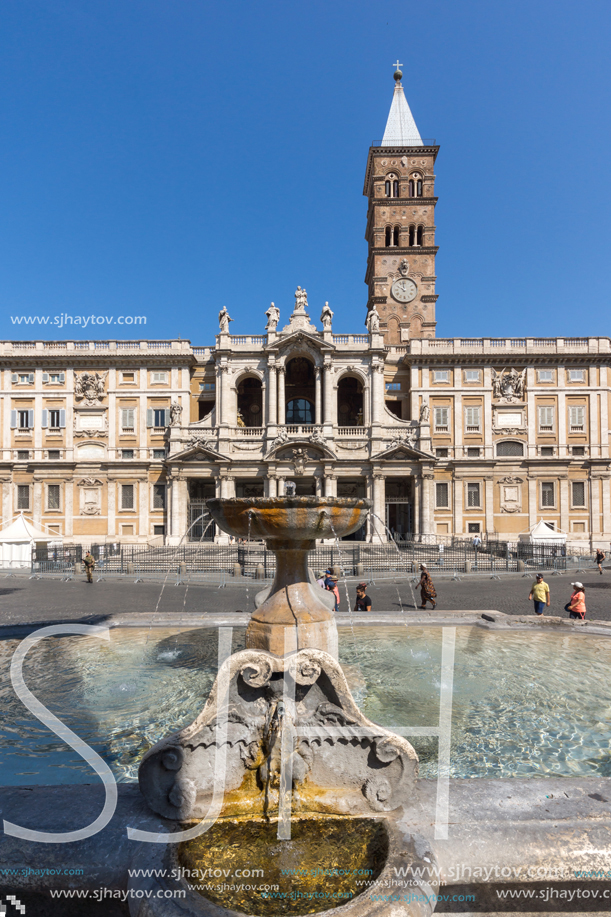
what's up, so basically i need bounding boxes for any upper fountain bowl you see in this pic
[206,496,371,543]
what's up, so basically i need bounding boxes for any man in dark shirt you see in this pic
[354,583,372,611]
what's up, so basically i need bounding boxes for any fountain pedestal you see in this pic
[206,496,370,657]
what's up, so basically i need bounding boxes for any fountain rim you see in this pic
[206,496,372,509]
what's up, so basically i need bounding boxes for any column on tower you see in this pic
[278,365,286,427]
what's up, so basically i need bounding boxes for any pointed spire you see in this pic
[381,63,423,147]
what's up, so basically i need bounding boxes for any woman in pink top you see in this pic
[567,582,586,620]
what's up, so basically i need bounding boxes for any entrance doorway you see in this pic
[385,477,413,541]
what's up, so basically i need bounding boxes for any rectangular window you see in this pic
[433,370,450,383]
[541,482,555,507]
[153,408,167,428]
[199,382,215,392]
[121,484,134,510]
[48,373,64,384]
[121,408,135,431]
[568,369,585,383]
[121,372,135,383]
[47,484,60,510]
[121,449,134,460]
[17,410,32,430]
[537,370,553,383]
[151,371,168,384]
[18,373,33,384]
[48,450,61,460]
[434,407,449,431]
[538,406,555,431]
[541,446,554,457]
[569,405,585,431]
[153,483,166,510]
[464,370,480,383]
[17,485,29,510]
[17,450,29,461]
[152,448,166,459]
[572,481,586,506]
[467,447,481,457]
[153,524,165,536]
[572,446,585,456]
[465,406,481,432]
[385,382,401,391]
[435,448,449,458]
[468,522,481,534]
[467,482,481,507]
[49,409,61,429]
[435,482,449,507]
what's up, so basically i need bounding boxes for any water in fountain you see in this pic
[369,511,417,618]
[324,513,359,656]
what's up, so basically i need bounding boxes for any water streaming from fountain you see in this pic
[369,511,416,620]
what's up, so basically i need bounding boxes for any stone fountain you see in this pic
[133,492,439,916]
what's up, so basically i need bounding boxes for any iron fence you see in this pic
[33,537,567,577]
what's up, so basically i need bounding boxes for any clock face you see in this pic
[391,278,418,303]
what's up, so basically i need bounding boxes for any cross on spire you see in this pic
[393,60,403,71]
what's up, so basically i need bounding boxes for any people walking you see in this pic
[418,564,436,609]
[325,575,340,613]
[596,549,606,575]
[528,573,550,615]
[316,571,327,588]
[82,551,95,584]
[566,582,586,620]
[354,582,372,611]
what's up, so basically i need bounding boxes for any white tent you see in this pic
[519,519,567,545]
[0,514,62,569]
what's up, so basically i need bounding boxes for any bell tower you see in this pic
[363,64,439,343]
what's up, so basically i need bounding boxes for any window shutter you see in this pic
[28,410,34,429]
[146,408,154,428]
[59,373,65,383]
[10,410,17,429]
[465,407,480,429]
[28,374,34,384]
[42,373,49,383]
[59,409,66,428]
[41,410,48,428]
[11,374,17,384]
[164,409,170,426]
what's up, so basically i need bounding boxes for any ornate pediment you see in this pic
[266,438,336,462]
[373,443,433,461]
[265,329,334,356]
[169,442,229,464]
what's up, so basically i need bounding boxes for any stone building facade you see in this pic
[1,72,610,548]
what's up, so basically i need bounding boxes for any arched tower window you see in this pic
[409,173,423,197]
[385,174,399,198]
[416,225,424,246]
[385,226,392,246]
[408,225,416,247]
[393,225,400,246]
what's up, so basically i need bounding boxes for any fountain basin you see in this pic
[178,815,388,916]
[206,496,371,544]
[206,497,371,657]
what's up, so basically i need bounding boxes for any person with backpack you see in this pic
[82,551,95,584]
[566,582,586,620]
[596,549,606,575]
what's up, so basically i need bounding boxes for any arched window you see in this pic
[496,441,524,457]
[409,173,423,197]
[416,225,424,246]
[385,174,399,198]
[393,225,400,246]
[408,225,416,247]
[286,398,314,424]
[385,226,392,246]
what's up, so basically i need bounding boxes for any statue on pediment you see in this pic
[320,301,333,330]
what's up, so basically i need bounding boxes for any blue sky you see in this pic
[0,0,609,341]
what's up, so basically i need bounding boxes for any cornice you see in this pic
[371,197,438,206]
[372,247,439,255]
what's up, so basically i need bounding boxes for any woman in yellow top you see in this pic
[528,573,550,615]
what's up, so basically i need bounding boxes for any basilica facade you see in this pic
[2,71,610,548]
